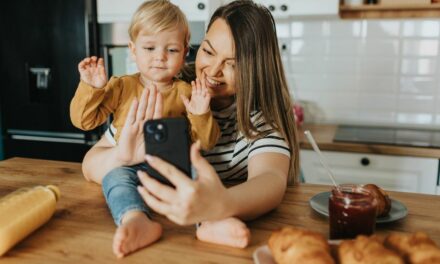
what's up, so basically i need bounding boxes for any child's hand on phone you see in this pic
[78,56,107,89]
[181,78,211,115]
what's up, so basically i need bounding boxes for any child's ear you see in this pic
[128,41,136,60]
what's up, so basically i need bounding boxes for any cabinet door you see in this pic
[300,150,439,195]
[171,0,222,21]
[97,0,222,23]
[290,0,339,17]
[254,0,339,18]
[97,0,144,23]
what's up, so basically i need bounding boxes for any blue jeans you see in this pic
[102,164,151,226]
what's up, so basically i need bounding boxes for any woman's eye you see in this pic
[226,62,235,69]
[202,48,213,56]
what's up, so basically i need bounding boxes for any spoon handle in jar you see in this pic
[304,130,339,188]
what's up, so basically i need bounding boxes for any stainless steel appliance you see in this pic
[99,21,204,77]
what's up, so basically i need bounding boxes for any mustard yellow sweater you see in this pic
[70,73,219,150]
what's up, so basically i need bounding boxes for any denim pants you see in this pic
[102,164,151,226]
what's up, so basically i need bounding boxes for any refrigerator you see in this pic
[0,0,102,162]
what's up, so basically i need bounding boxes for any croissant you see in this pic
[384,232,440,264]
[338,235,404,264]
[363,184,392,217]
[268,227,335,264]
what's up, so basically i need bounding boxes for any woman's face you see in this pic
[195,18,236,100]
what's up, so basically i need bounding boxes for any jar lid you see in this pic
[46,185,61,201]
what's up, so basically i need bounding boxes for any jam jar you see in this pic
[329,184,377,239]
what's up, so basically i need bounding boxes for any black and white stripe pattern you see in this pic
[203,103,290,181]
[103,102,291,182]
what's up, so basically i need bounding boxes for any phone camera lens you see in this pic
[146,124,155,134]
[154,132,164,142]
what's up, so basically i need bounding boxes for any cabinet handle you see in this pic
[280,4,288,11]
[360,157,370,166]
[268,5,275,11]
[197,2,205,10]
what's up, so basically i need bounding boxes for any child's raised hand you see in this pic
[78,56,107,89]
[180,78,211,115]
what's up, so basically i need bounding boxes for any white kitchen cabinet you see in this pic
[300,150,439,195]
[290,0,339,18]
[97,0,222,23]
[171,0,222,22]
[253,0,339,19]
[253,0,291,19]
[97,0,144,23]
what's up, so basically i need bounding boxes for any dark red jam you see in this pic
[329,185,377,239]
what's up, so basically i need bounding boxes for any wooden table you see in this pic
[1,158,439,263]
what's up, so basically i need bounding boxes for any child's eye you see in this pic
[143,47,154,51]
[168,49,179,53]
[202,48,213,56]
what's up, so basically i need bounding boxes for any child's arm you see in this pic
[70,56,116,130]
[180,79,220,150]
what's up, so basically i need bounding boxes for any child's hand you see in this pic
[78,56,107,89]
[180,78,211,115]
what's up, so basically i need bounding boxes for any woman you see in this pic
[82,0,299,258]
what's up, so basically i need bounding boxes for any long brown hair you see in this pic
[207,0,300,184]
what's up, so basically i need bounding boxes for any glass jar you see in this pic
[329,184,377,239]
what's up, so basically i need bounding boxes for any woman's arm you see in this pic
[137,143,290,225]
[222,152,289,220]
[82,136,123,184]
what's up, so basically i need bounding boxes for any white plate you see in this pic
[309,191,408,224]
[253,245,276,264]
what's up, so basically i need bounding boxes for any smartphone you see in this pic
[143,117,191,186]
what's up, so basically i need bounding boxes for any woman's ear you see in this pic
[128,41,137,61]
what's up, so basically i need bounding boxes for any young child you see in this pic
[70,0,249,258]
[70,1,218,151]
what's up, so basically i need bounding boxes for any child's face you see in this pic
[129,28,187,84]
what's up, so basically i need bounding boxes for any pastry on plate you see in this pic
[338,235,403,264]
[268,227,335,264]
[363,184,392,217]
[385,232,440,264]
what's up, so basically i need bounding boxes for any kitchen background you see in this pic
[281,19,440,128]
[1,0,439,194]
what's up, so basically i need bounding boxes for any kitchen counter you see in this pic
[299,124,440,158]
[1,157,440,263]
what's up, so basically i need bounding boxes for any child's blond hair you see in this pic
[128,0,190,48]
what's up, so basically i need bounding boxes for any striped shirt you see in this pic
[104,102,291,182]
[205,102,290,181]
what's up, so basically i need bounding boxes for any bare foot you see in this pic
[113,210,162,258]
[196,217,251,248]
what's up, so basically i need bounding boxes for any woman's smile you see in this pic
[205,76,222,87]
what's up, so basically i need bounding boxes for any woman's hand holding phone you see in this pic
[137,141,229,226]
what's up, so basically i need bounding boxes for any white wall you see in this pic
[277,19,440,129]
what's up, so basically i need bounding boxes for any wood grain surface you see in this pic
[0,157,439,263]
